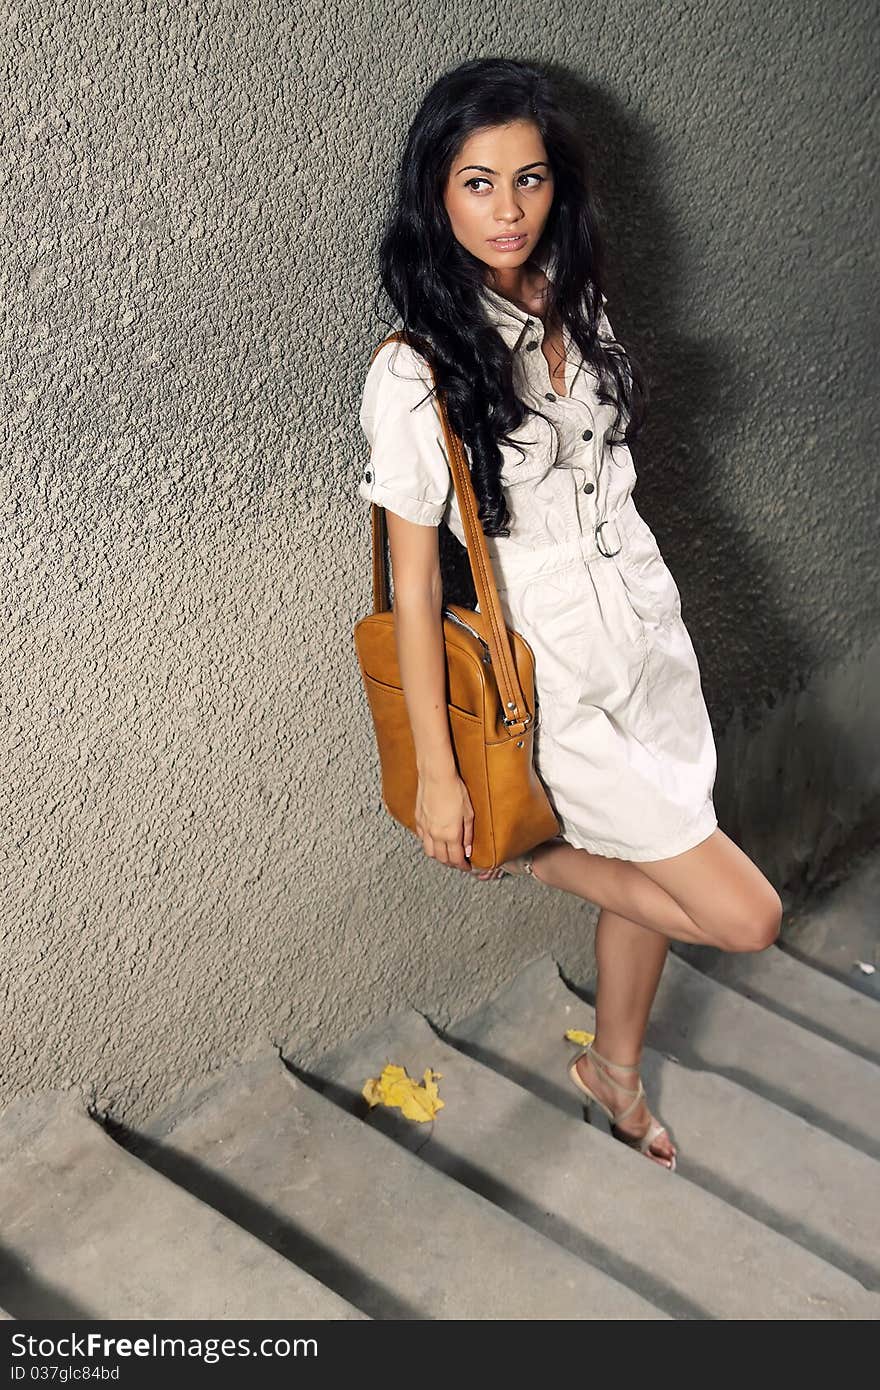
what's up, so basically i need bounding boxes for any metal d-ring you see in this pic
[595,519,622,557]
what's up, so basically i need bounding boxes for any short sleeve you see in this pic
[357,339,453,527]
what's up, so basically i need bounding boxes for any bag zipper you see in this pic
[442,606,492,664]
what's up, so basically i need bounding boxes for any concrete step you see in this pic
[647,952,880,1159]
[446,954,880,1293]
[132,1053,665,1320]
[314,1005,878,1318]
[782,847,880,1003]
[671,940,880,1066]
[0,1088,366,1320]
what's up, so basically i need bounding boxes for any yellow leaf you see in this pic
[361,1062,445,1122]
[564,1028,595,1045]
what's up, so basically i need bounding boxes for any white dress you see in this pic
[357,284,718,861]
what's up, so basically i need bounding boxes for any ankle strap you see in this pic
[589,1043,642,1072]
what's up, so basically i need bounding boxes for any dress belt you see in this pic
[483,494,642,591]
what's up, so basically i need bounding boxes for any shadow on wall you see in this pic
[431,66,877,908]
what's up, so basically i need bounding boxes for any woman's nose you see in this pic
[494,204,524,224]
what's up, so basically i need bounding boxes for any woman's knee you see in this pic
[717,886,783,953]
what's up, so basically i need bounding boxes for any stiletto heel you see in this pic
[567,1040,677,1170]
[474,850,535,880]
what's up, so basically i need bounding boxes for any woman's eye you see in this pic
[464,173,546,192]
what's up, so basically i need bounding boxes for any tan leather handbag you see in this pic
[353,331,561,871]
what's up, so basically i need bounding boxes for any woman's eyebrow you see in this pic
[454,160,550,176]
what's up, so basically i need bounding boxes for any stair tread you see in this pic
[647,952,880,1157]
[136,1055,666,1320]
[783,846,880,1003]
[446,953,880,1294]
[315,1001,877,1318]
[0,1087,366,1320]
[677,941,880,1064]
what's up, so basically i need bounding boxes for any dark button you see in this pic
[525,340,539,350]
[365,470,372,483]
[582,429,593,440]
[545,392,555,401]
[583,481,595,494]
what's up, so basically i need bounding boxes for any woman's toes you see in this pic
[650,1136,676,1168]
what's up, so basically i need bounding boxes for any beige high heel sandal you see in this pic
[474,850,535,880]
[567,1040,677,1171]
[475,836,566,881]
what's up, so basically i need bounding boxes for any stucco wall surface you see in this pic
[2,0,877,1120]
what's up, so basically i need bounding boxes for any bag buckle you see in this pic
[503,709,533,729]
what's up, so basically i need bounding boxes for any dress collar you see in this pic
[477,243,605,355]
[477,241,557,348]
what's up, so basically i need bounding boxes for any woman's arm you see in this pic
[386,510,475,872]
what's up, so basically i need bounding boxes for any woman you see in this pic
[357,58,783,1171]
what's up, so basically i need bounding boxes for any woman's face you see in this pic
[442,119,554,273]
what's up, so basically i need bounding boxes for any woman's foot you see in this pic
[572,1048,677,1169]
[474,852,535,881]
[474,835,568,882]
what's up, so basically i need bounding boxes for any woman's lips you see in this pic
[488,233,527,251]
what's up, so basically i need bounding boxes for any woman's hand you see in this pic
[415,769,475,872]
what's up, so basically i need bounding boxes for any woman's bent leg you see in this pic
[530,828,782,953]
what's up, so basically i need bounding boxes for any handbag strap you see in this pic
[366,330,532,736]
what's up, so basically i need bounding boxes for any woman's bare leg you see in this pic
[518,827,782,1165]
[477,828,782,1163]
[528,827,782,953]
[584,909,676,1165]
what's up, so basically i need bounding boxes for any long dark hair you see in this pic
[374,56,649,537]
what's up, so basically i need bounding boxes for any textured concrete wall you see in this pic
[3,0,877,1120]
